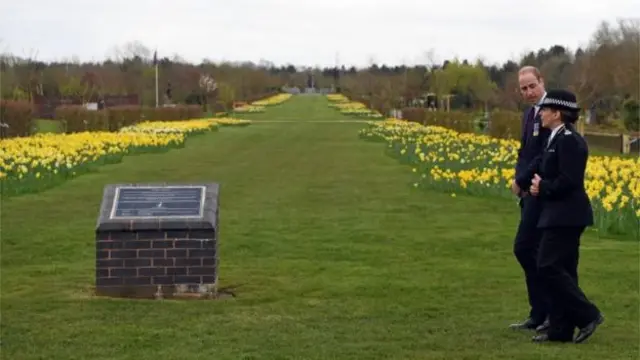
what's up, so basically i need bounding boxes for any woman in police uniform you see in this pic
[517,89,604,344]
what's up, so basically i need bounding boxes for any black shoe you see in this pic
[574,314,604,343]
[509,318,540,330]
[535,318,551,333]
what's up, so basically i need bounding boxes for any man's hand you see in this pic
[511,180,521,196]
[530,174,541,196]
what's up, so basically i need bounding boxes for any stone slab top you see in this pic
[96,183,219,232]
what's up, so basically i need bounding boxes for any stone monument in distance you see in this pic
[95,183,220,299]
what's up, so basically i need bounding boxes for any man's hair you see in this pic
[518,66,542,80]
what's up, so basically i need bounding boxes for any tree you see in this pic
[59,75,83,99]
[569,19,640,124]
[198,73,217,112]
[427,60,497,110]
[215,82,235,110]
[467,62,498,111]
[429,68,454,109]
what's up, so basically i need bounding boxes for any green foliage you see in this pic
[428,60,497,108]
[59,76,84,98]
[11,87,29,101]
[216,81,236,109]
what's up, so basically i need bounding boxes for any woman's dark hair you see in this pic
[559,109,579,124]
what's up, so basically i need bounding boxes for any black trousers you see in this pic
[513,196,549,324]
[537,226,601,340]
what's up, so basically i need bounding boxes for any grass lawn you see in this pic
[33,118,64,133]
[2,96,638,359]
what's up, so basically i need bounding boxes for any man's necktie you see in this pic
[523,108,535,141]
[528,107,536,127]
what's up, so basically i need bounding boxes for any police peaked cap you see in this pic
[537,89,580,112]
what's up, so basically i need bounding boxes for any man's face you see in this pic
[518,73,545,105]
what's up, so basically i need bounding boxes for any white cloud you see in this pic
[0,0,637,67]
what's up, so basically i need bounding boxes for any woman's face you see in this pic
[539,107,561,128]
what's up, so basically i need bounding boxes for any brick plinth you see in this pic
[95,183,220,300]
[95,230,217,299]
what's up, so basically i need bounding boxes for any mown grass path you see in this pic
[2,96,638,359]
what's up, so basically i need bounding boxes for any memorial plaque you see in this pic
[95,183,221,300]
[110,186,205,219]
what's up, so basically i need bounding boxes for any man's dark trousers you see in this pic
[513,106,552,326]
[514,195,549,325]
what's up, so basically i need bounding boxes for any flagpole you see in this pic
[154,48,158,108]
[155,63,158,108]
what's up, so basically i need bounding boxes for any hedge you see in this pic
[141,105,202,122]
[1,94,271,138]
[55,106,110,133]
[488,109,523,140]
[107,106,144,131]
[0,100,34,139]
[401,107,523,140]
[52,105,204,134]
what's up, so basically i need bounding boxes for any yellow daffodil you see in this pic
[360,119,640,237]
[1,118,251,196]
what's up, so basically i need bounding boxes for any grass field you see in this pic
[32,118,64,133]
[2,96,638,359]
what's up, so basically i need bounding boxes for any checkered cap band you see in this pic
[539,97,579,110]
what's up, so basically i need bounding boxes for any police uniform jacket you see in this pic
[519,123,594,229]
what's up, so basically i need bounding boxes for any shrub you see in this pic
[400,107,426,123]
[401,108,477,133]
[401,107,525,139]
[0,100,34,138]
[54,106,109,133]
[488,109,522,140]
[107,106,142,131]
[141,105,203,122]
[424,111,476,133]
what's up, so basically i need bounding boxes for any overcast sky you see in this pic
[0,0,637,68]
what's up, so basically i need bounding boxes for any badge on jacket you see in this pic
[533,122,539,137]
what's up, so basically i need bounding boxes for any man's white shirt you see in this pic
[533,92,547,118]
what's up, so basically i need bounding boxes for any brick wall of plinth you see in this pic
[95,230,217,298]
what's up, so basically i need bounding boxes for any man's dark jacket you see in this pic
[515,106,551,192]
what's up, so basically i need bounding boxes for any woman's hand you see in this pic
[530,174,541,196]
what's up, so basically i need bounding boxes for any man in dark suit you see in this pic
[509,66,552,332]
[518,89,604,343]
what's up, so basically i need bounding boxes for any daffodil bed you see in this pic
[0,118,252,197]
[233,93,293,114]
[251,93,292,106]
[327,94,383,119]
[233,105,266,113]
[359,119,640,238]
